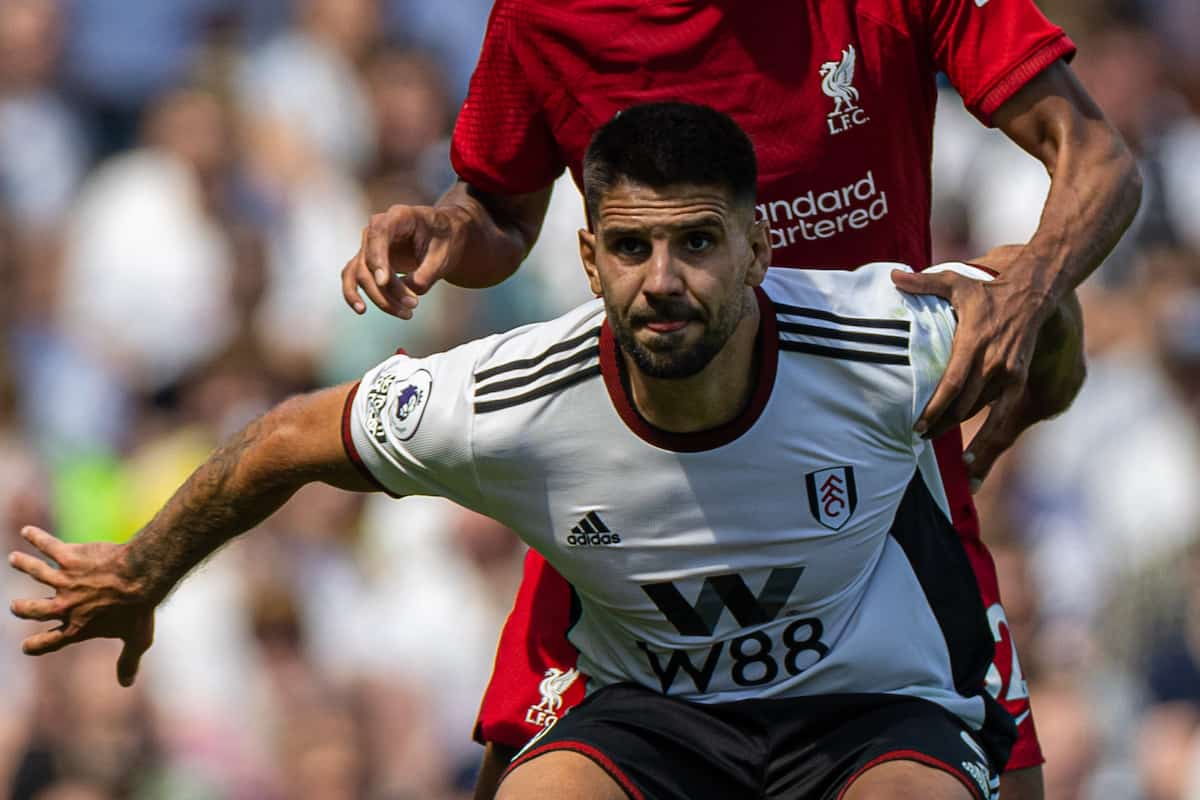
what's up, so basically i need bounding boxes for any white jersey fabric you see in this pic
[343,261,1002,736]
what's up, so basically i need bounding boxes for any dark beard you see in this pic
[608,294,746,380]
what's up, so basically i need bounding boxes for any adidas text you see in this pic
[566,532,622,547]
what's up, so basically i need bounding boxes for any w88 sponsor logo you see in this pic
[637,616,829,693]
[636,568,830,693]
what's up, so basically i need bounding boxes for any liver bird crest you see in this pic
[820,45,860,114]
[536,667,580,712]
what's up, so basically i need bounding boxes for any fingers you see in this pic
[117,615,154,687]
[406,223,455,296]
[8,550,66,589]
[936,366,990,438]
[891,268,955,300]
[19,526,68,565]
[363,208,415,287]
[20,627,71,656]
[341,259,366,313]
[345,209,431,319]
[358,259,403,316]
[915,340,978,436]
[10,597,61,622]
[963,391,1030,490]
[341,232,369,314]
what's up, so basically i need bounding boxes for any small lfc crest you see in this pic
[805,466,858,530]
[524,667,580,729]
[819,45,869,135]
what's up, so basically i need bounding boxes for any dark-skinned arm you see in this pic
[342,180,553,318]
[904,60,1140,482]
[8,383,374,685]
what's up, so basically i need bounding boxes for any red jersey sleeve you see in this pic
[449,0,565,194]
[925,0,1076,125]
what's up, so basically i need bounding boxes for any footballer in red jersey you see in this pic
[455,0,1071,768]
[339,1,1141,797]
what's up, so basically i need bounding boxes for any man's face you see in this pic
[580,181,769,379]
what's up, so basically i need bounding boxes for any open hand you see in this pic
[9,526,156,686]
[891,251,1052,488]
[341,204,470,319]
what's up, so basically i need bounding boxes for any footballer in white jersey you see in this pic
[344,261,1013,781]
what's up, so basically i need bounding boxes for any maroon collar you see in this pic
[599,287,779,453]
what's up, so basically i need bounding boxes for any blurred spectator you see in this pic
[237,0,378,176]
[57,85,237,396]
[0,0,88,231]
[240,108,369,381]
[382,0,492,103]
[60,0,234,156]
[361,47,452,210]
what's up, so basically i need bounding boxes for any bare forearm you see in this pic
[437,180,552,289]
[122,386,367,602]
[996,63,1143,311]
[1019,126,1141,303]
[121,417,299,601]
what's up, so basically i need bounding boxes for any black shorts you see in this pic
[502,684,999,800]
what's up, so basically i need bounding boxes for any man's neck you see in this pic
[622,292,761,433]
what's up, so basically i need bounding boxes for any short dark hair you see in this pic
[582,102,757,223]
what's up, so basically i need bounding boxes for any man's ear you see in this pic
[579,228,603,296]
[745,218,771,287]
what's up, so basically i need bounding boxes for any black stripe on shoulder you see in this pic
[476,344,601,397]
[773,302,911,332]
[474,326,602,382]
[474,364,603,414]
[779,340,910,365]
[776,321,909,348]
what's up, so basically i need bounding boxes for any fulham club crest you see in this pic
[805,466,858,530]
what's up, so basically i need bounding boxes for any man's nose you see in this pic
[642,243,684,296]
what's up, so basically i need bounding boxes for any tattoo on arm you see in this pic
[125,413,306,602]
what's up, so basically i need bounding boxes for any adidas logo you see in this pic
[566,511,622,547]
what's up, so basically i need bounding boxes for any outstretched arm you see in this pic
[8,383,374,684]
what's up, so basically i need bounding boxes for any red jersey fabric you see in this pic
[451,0,1074,269]
[457,0,1073,771]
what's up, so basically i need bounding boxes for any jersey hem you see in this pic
[1004,736,1046,771]
[972,35,1077,125]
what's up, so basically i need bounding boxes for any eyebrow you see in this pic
[601,215,726,237]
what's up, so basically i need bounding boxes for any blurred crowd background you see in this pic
[0,0,1199,798]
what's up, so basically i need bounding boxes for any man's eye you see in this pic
[685,233,715,252]
[614,238,649,257]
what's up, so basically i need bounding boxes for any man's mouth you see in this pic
[644,319,690,333]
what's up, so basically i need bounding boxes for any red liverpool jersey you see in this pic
[453,0,1075,772]
[451,0,1074,270]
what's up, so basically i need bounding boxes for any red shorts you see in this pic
[473,429,1044,772]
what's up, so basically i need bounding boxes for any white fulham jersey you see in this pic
[344,262,1009,740]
